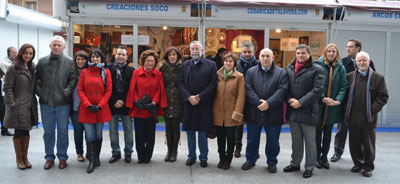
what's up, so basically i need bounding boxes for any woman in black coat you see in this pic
[159,47,183,162]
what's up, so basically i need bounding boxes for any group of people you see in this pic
[1,36,388,179]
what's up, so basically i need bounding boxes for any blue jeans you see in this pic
[109,114,133,156]
[84,123,104,142]
[245,123,281,166]
[186,131,208,161]
[40,104,70,161]
[70,111,85,154]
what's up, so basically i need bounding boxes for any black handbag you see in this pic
[136,94,152,110]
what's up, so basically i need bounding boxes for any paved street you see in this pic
[0,125,399,184]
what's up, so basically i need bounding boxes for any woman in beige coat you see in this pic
[3,43,38,170]
[213,52,246,170]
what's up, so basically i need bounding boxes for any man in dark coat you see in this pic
[177,41,218,168]
[211,48,226,70]
[345,51,388,177]
[283,44,325,178]
[240,48,288,173]
[331,38,376,162]
[107,46,135,164]
[234,43,259,158]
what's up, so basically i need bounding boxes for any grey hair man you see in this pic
[36,35,77,170]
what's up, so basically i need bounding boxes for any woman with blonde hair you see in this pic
[316,43,348,170]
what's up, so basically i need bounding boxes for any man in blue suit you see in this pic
[331,38,375,162]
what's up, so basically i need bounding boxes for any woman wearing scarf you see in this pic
[70,50,89,162]
[159,47,183,162]
[126,50,167,164]
[316,44,347,170]
[77,48,112,173]
[213,52,245,170]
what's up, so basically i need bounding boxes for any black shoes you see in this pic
[186,158,196,166]
[303,170,313,178]
[268,165,277,173]
[363,169,372,177]
[125,155,131,163]
[351,165,362,173]
[241,162,256,170]
[322,161,330,169]
[283,165,300,172]
[331,153,341,162]
[316,160,322,169]
[200,160,208,168]
[217,159,224,169]
[109,154,121,163]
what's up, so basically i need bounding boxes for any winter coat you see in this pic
[77,66,112,123]
[245,63,288,126]
[3,64,38,130]
[317,58,348,125]
[346,70,388,129]
[0,57,13,74]
[36,54,77,107]
[159,60,183,119]
[126,67,168,118]
[107,63,134,115]
[286,57,325,126]
[342,56,376,73]
[177,57,218,132]
[213,67,245,127]
[236,55,259,77]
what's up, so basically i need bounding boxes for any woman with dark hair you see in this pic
[3,43,38,170]
[316,43,347,169]
[159,47,183,162]
[70,50,89,162]
[126,50,167,164]
[213,52,245,170]
[77,48,112,173]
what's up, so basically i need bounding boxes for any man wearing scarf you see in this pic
[235,43,259,158]
[106,46,135,164]
[0,46,17,136]
[345,51,388,177]
[178,41,218,168]
[36,36,77,170]
[283,44,325,178]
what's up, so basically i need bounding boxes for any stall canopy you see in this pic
[207,0,340,7]
[339,0,400,12]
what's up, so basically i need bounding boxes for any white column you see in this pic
[133,24,138,68]
[264,27,270,49]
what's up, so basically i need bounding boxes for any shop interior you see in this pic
[73,24,325,68]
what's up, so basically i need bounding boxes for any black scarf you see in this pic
[113,62,126,93]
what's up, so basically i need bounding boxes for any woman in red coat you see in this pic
[77,48,112,173]
[126,50,167,164]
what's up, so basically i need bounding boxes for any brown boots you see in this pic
[165,133,180,162]
[13,136,31,170]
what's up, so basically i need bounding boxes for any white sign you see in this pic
[345,8,400,23]
[212,5,323,20]
[0,0,6,19]
[121,35,133,45]
[138,35,149,45]
[120,35,149,45]
[79,2,190,17]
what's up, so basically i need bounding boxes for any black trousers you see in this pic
[349,127,376,171]
[235,125,244,146]
[316,123,334,161]
[216,126,236,161]
[333,122,348,154]
[134,118,156,161]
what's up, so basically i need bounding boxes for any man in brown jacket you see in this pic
[344,51,388,177]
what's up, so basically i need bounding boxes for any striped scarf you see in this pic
[344,67,373,123]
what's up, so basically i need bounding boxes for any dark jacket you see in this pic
[107,63,134,115]
[3,64,38,130]
[236,55,259,77]
[286,57,325,126]
[245,63,288,126]
[212,55,223,70]
[36,54,77,107]
[177,57,218,132]
[342,56,376,73]
[346,70,388,129]
[317,58,348,125]
[159,60,183,119]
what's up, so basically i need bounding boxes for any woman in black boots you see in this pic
[3,44,38,170]
[159,47,183,162]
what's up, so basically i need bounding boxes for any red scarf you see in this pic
[295,59,307,75]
